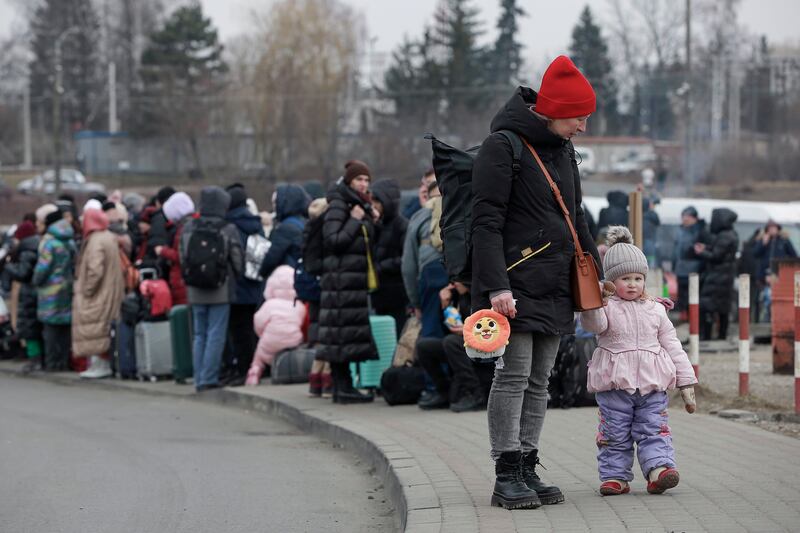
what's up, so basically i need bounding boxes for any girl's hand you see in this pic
[680,386,696,413]
[350,205,365,220]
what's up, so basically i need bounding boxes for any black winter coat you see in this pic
[317,183,378,363]
[698,208,739,314]
[471,87,601,335]
[597,190,629,233]
[371,179,409,313]
[259,184,309,280]
[5,235,41,339]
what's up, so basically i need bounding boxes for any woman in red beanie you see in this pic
[471,55,602,509]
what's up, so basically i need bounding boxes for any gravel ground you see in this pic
[670,324,800,439]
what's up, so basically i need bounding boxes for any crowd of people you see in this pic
[2,53,798,512]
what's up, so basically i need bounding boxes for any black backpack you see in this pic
[301,214,326,276]
[182,218,228,289]
[548,333,597,408]
[380,365,426,406]
[427,130,522,281]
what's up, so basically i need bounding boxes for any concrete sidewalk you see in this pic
[3,362,799,533]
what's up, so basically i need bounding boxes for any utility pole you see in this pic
[684,0,693,194]
[23,83,32,169]
[109,62,118,132]
[52,26,80,195]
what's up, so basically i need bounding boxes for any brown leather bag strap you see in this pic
[522,139,586,258]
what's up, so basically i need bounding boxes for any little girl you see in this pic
[581,226,697,496]
[246,265,306,386]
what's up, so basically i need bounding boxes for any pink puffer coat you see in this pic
[252,265,306,366]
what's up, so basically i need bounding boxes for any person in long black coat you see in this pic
[370,178,409,335]
[5,221,42,372]
[471,56,601,508]
[695,208,739,340]
[317,160,378,404]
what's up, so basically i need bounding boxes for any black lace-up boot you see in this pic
[491,451,542,509]
[521,450,565,505]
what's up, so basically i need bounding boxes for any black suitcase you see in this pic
[380,366,426,406]
[271,346,316,385]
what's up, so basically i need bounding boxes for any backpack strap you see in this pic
[496,129,523,179]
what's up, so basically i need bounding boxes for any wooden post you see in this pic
[628,190,643,249]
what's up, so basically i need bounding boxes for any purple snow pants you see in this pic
[595,389,676,482]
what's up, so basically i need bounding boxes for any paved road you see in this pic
[0,375,395,533]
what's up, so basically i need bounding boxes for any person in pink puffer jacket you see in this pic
[246,265,306,386]
[581,227,698,498]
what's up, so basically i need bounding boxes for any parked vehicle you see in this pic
[17,169,105,195]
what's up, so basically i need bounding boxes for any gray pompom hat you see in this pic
[602,226,649,281]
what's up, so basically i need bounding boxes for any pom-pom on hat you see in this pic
[602,226,649,282]
[463,309,511,360]
[536,55,596,119]
[343,159,371,185]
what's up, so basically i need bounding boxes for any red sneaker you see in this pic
[647,467,680,494]
[599,480,630,496]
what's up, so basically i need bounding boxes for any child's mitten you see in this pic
[680,386,696,413]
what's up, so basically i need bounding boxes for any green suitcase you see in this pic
[351,315,396,389]
[169,305,193,384]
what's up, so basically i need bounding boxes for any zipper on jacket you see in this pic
[506,242,551,272]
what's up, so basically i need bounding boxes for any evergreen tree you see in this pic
[383,30,443,127]
[490,0,525,89]
[742,36,774,134]
[138,2,227,176]
[432,0,486,119]
[568,6,620,135]
[28,0,102,131]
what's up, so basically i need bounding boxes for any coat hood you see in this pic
[198,187,231,218]
[226,205,263,235]
[489,86,567,148]
[275,184,310,221]
[371,178,401,221]
[47,218,75,241]
[163,191,195,222]
[263,264,296,301]
[82,208,109,239]
[710,208,737,233]
[606,190,629,208]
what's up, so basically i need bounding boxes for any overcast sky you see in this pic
[2,0,798,80]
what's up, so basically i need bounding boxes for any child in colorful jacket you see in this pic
[581,226,697,497]
[245,265,306,386]
[32,207,77,371]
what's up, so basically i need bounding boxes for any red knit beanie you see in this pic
[343,160,371,185]
[14,220,37,240]
[536,55,596,119]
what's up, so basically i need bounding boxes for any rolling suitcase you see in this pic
[135,321,173,381]
[116,320,137,379]
[169,305,193,384]
[271,345,316,384]
[351,315,396,389]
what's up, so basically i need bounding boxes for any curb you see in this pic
[0,367,415,532]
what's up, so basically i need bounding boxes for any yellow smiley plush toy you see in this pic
[463,309,511,361]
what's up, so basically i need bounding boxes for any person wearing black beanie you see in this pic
[44,209,63,228]
[156,186,175,207]
[148,186,177,260]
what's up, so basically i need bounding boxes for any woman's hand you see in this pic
[350,205,365,220]
[693,242,706,254]
[490,292,517,319]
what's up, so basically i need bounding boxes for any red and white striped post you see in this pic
[689,273,700,378]
[794,271,800,414]
[738,274,750,396]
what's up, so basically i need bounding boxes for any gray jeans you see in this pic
[488,332,560,460]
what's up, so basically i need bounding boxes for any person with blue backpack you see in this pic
[470,56,602,509]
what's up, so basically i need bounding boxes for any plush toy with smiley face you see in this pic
[462,309,511,361]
